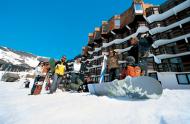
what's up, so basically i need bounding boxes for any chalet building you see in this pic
[68,0,190,89]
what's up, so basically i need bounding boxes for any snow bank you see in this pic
[0,79,190,124]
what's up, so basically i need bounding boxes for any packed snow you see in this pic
[0,72,190,124]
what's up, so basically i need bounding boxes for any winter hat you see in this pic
[126,56,135,65]
[62,55,66,59]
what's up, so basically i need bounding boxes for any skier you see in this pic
[30,61,45,95]
[107,50,119,81]
[128,34,153,76]
[120,56,142,79]
[49,56,67,94]
[82,75,94,92]
[24,78,30,88]
[69,57,85,92]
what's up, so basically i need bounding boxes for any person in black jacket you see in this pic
[69,58,85,92]
[128,34,153,75]
[128,37,139,64]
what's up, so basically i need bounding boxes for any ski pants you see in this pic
[109,68,119,81]
[139,58,148,76]
[70,73,84,91]
[50,73,63,93]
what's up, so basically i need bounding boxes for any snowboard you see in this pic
[32,76,45,95]
[33,84,43,95]
[88,76,163,99]
[49,58,56,74]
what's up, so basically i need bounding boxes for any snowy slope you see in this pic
[0,72,190,124]
[0,46,48,70]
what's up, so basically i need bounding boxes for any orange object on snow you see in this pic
[120,65,141,79]
[33,85,42,95]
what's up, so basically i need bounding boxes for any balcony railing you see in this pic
[151,40,190,55]
[160,0,186,13]
[157,63,183,72]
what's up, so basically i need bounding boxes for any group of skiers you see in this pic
[108,34,153,81]
[29,55,89,95]
[29,34,153,95]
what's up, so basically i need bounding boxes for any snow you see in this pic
[149,16,190,35]
[0,72,190,124]
[0,47,39,68]
[152,33,190,48]
[151,51,190,60]
[146,0,190,23]
[24,57,39,68]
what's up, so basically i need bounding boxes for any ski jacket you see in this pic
[55,62,66,76]
[128,36,153,64]
[120,65,141,79]
[128,45,139,64]
[73,62,81,73]
[72,60,87,74]
[108,55,119,69]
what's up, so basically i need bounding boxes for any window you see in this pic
[115,19,120,27]
[135,4,143,11]
[176,73,190,85]
[153,8,159,14]
[102,25,109,34]
[170,58,181,64]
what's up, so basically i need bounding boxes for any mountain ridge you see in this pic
[0,46,49,72]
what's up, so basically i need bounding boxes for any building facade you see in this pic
[69,0,190,89]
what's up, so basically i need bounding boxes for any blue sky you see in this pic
[0,0,164,59]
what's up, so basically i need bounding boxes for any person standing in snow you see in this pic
[82,75,94,92]
[120,56,142,79]
[128,37,139,64]
[128,35,153,76]
[107,50,120,81]
[49,56,67,94]
[30,61,45,95]
[69,58,84,92]
[24,78,30,88]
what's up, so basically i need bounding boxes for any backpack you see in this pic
[126,65,141,77]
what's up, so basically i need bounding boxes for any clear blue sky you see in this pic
[0,0,164,59]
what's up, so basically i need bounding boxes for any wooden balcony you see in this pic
[157,63,183,72]
[177,7,190,20]
[164,15,177,26]
[169,27,184,39]
[82,46,89,57]
[115,44,123,49]
[145,6,160,17]
[160,0,185,13]
[182,22,190,34]
[101,21,109,37]
[88,33,94,44]
[94,27,102,43]
[108,15,122,34]
[176,40,190,53]
[120,5,135,28]
[149,21,165,29]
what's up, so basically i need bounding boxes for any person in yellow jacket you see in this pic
[49,56,67,94]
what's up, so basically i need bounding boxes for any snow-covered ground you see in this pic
[0,73,190,124]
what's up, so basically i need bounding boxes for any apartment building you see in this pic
[69,0,190,89]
